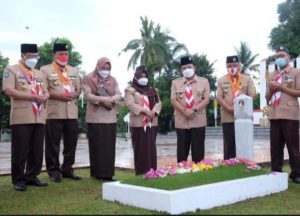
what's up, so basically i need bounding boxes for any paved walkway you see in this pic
[0,135,289,175]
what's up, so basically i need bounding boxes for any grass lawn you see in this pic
[1,166,300,215]
[123,164,267,190]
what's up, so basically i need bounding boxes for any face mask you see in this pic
[56,55,69,66]
[183,68,194,78]
[137,77,148,86]
[98,70,110,78]
[25,58,38,69]
[275,57,287,68]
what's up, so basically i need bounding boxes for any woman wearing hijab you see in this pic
[124,66,162,175]
[82,57,122,181]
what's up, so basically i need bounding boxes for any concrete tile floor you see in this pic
[0,135,289,175]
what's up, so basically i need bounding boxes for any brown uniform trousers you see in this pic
[124,87,162,175]
[171,75,210,163]
[82,74,122,178]
[217,74,255,159]
[2,64,48,185]
[41,63,81,177]
[266,66,300,178]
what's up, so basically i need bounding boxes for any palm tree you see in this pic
[119,16,177,83]
[235,41,259,75]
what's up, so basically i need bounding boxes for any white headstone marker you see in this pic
[234,94,253,161]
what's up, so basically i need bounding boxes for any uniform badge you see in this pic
[3,71,9,80]
[21,84,27,90]
[179,93,183,99]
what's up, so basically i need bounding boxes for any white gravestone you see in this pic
[234,94,253,161]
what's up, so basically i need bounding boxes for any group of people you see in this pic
[2,43,300,192]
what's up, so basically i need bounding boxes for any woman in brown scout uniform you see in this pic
[124,66,161,175]
[82,57,122,181]
[217,55,255,160]
[2,44,49,191]
[265,46,300,184]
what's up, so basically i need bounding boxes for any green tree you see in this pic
[235,41,259,75]
[0,53,10,131]
[119,16,176,84]
[269,0,300,58]
[253,93,260,109]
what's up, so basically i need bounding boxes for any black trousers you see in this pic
[131,127,157,175]
[270,119,300,178]
[45,119,79,176]
[87,123,116,178]
[176,127,205,163]
[11,124,45,185]
[222,122,236,160]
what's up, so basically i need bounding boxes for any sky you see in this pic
[0,0,284,94]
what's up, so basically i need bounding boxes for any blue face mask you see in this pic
[275,57,287,68]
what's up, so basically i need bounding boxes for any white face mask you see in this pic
[183,68,194,78]
[25,58,38,69]
[98,70,110,78]
[137,77,148,86]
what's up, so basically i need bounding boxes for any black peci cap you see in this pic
[53,43,69,52]
[226,55,239,64]
[180,56,193,66]
[276,46,289,54]
[21,44,38,53]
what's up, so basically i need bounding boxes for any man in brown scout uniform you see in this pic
[265,46,300,184]
[217,55,255,160]
[2,44,49,191]
[171,56,210,163]
[41,43,81,182]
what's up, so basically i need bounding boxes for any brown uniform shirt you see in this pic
[124,87,162,127]
[171,75,210,129]
[266,66,300,120]
[217,74,255,123]
[2,64,48,125]
[82,74,122,123]
[41,63,80,119]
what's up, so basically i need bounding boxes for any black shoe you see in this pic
[62,173,81,180]
[27,180,48,187]
[50,175,61,182]
[291,176,300,184]
[14,183,27,191]
[97,177,116,182]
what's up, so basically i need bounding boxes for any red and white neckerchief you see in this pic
[52,62,71,94]
[142,95,152,132]
[184,81,195,109]
[62,70,71,94]
[271,71,283,106]
[19,63,43,116]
